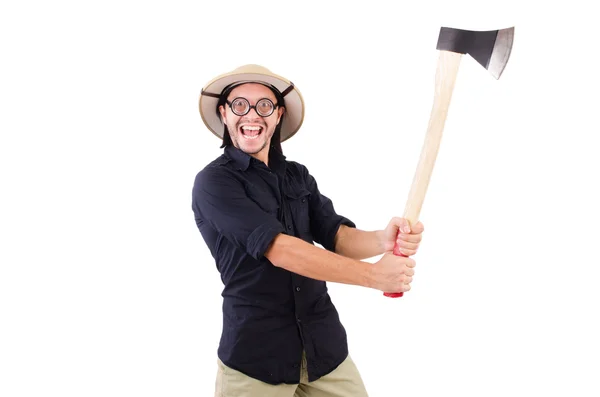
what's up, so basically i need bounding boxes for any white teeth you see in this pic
[240,125,262,140]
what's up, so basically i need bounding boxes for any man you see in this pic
[192,64,424,397]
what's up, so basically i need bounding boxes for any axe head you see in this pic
[437,26,514,79]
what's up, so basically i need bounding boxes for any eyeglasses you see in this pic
[226,97,278,117]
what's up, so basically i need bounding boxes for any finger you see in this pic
[391,217,411,234]
[392,284,410,293]
[389,216,401,228]
[411,221,425,234]
[397,238,421,252]
[398,249,417,257]
[397,233,422,244]
[405,268,415,277]
[395,239,419,250]
[400,218,411,233]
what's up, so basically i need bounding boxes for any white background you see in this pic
[2,0,599,396]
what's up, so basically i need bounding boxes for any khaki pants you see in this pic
[214,352,369,397]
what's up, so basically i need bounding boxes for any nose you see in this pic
[242,106,263,122]
[247,106,260,117]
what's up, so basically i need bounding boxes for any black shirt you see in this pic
[191,145,356,384]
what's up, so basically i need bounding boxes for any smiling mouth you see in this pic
[240,125,263,140]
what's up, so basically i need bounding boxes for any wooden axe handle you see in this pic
[384,50,462,298]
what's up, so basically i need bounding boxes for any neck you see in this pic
[251,148,269,166]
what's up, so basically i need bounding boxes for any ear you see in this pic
[276,106,285,125]
[218,105,226,122]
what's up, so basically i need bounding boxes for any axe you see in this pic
[385,26,515,298]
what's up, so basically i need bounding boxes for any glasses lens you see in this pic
[256,99,274,117]
[231,98,249,115]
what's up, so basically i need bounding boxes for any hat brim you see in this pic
[199,69,304,143]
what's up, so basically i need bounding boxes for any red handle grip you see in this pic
[383,236,407,298]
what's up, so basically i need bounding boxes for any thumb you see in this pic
[398,218,411,234]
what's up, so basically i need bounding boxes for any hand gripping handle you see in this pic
[383,235,408,298]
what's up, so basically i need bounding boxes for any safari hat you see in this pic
[199,64,305,142]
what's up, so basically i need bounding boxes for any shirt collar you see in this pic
[224,145,252,171]
[224,145,287,174]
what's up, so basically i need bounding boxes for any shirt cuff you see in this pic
[247,222,285,260]
[322,217,356,252]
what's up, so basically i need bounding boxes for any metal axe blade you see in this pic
[437,26,515,79]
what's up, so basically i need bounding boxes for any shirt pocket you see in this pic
[285,186,312,237]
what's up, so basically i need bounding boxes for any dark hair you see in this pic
[216,82,285,154]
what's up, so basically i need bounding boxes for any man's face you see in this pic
[219,83,285,158]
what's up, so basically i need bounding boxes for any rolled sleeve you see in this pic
[246,222,284,260]
[192,167,284,260]
[303,166,356,252]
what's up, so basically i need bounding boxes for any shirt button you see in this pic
[296,317,301,323]
[301,198,306,203]
[295,286,301,292]
[287,225,292,230]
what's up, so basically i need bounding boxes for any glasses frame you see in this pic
[226,97,278,117]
